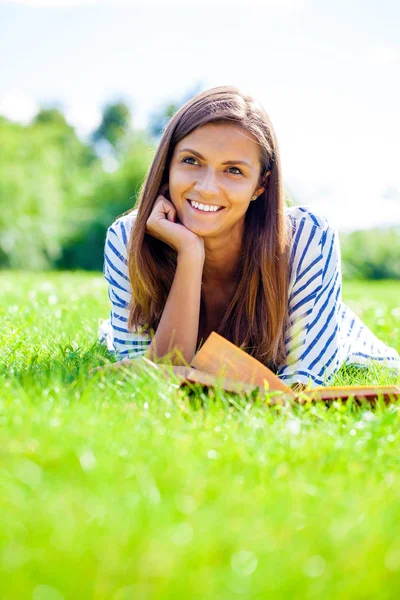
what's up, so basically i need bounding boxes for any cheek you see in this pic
[169,167,192,193]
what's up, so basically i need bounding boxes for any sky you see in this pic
[1,0,400,231]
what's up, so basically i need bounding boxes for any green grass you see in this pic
[1,272,400,600]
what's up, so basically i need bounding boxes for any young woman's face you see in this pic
[168,122,265,239]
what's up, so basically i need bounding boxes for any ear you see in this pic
[251,169,271,200]
[261,170,271,185]
[251,185,265,201]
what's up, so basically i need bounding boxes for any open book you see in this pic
[157,332,400,404]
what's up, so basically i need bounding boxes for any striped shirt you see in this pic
[100,205,400,388]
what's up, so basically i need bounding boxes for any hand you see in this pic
[146,184,204,257]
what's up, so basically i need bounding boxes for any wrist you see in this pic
[177,241,205,264]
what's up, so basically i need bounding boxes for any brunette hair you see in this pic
[126,85,291,370]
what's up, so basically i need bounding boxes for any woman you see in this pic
[99,85,400,389]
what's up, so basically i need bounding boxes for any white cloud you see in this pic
[370,47,399,66]
[0,91,103,138]
[0,90,39,124]
[64,102,102,137]
[0,0,99,5]
[2,0,308,7]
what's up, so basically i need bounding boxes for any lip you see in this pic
[186,199,225,213]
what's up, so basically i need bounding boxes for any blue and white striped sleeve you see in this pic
[277,209,342,388]
[103,217,151,359]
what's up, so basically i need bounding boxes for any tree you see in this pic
[0,111,103,269]
[91,101,132,152]
[148,82,204,140]
[33,107,69,128]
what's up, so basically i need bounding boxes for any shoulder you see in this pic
[107,209,138,249]
[104,209,138,272]
[285,206,341,287]
[107,209,137,241]
[285,204,338,256]
[284,204,331,232]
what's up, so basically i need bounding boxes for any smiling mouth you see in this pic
[186,199,225,213]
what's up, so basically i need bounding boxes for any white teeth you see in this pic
[190,200,221,212]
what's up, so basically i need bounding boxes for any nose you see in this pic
[193,167,220,198]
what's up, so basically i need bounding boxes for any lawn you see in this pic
[1,272,400,599]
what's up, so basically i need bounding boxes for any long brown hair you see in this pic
[126,85,291,370]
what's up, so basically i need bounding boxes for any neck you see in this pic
[202,224,243,286]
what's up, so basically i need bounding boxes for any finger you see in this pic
[154,198,176,222]
[165,204,176,222]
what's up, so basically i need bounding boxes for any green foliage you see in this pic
[1,96,399,279]
[0,113,103,270]
[340,228,400,280]
[33,107,72,128]
[148,83,203,139]
[0,108,154,271]
[56,133,154,270]
[91,101,132,151]
[0,272,399,598]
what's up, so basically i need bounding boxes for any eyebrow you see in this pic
[178,148,253,169]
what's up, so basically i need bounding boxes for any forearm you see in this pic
[146,249,204,365]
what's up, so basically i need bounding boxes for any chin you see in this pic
[184,223,217,237]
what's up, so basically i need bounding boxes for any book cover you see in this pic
[168,332,400,404]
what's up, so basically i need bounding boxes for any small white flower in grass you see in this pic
[385,472,395,487]
[363,411,376,422]
[350,429,357,436]
[207,449,219,460]
[79,449,97,472]
[48,294,58,305]
[231,550,258,576]
[171,522,193,546]
[164,412,171,419]
[15,458,42,489]
[175,494,197,515]
[303,555,326,578]
[39,281,55,292]
[287,419,301,435]
[143,402,149,410]
[305,484,318,496]
[387,434,396,442]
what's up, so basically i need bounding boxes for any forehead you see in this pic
[174,123,261,162]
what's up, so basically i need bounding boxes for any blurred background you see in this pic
[0,0,399,278]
